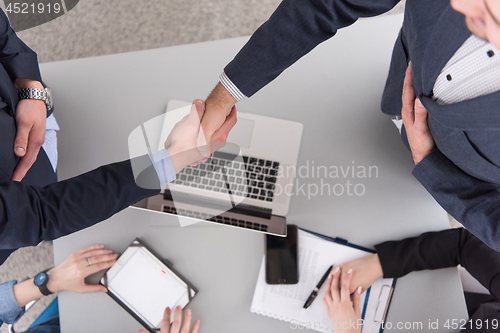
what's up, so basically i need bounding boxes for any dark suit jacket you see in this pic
[0,156,160,265]
[0,9,161,265]
[0,8,63,263]
[223,0,500,251]
[0,8,57,185]
[376,229,500,332]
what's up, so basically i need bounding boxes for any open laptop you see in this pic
[146,100,303,236]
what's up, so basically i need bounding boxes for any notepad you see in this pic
[250,229,395,333]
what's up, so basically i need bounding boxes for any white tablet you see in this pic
[100,239,197,332]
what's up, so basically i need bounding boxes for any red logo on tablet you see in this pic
[161,270,166,274]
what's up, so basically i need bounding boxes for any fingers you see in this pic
[81,250,117,267]
[330,267,341,303]
[208,141,226,154]
[401,62,415,127]
[80,283,108,294]
[11,134,43,181]
[196,126,210,158]
[161,307,172,333]
[323,297,330,313]
[78,248,115,260]
[191,319,200,333]
[340,269,353,302]
[413,98,429,133]
[180,309,192,333]
[75,245,105,255]
[188,103,202,125]
[352,286,362,318]
[85,256,117,276]
[192,99,205,120]
[13,119,32,157]
[159,306,198,333]
[324,270,333,306]
[74,245,118,275]
[170,306,183,333]
[211,106,237,143]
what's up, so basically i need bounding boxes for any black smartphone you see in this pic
[265,224,299,284]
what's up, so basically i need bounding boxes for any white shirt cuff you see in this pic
[149,149,176,186]
[219,71,246,102]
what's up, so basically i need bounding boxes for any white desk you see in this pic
[47,14,467,333]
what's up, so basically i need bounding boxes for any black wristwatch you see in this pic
[33,269,53,296]
[18,87,53,110]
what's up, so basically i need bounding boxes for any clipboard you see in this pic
[100,238,198,333]
[300,228,397,332]
[301,228,397,333]
[250,228,396,333]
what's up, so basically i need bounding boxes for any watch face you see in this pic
[34,273,47,286]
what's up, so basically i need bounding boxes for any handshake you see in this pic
[129,98,237,186]
[163,99,236,173]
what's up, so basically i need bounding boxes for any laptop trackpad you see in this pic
[226,118,254,149]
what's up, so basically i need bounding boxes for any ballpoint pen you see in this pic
[303,265,333,309]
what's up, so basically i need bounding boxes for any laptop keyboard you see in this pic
[162,205,269,232]
[171,154,280,202]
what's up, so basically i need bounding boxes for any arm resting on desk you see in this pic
[0,245,118,326]
[375,229,500,299]
[375,228,500,331]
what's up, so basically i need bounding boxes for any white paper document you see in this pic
[250,229,394,333]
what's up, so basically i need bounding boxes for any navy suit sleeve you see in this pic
[0,155,160,250]
[0,9,42,85]
[412,150,500,252]
[224,0,400,97]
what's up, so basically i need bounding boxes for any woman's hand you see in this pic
[323,267,363,333]
[139,306,200,333]
[340,254,383,294]
[46,245,118,293]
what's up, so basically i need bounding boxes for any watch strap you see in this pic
[36,269,53,296]
[18,88,47,102]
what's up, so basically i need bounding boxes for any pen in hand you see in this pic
[303,265,334,309]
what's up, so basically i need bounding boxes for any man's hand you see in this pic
[401,63,436,165]
[139,306,200,333]
[340,254,383,294]
[46,245,118,294]
[323,267,362,333]
[198,82,238,156]
[11,78,47,181]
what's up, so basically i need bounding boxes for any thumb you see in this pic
[413,98,429,129]
[81,283,107,294]
[14,123,31,157]
[352,286,362,317]
[192,99,205,119]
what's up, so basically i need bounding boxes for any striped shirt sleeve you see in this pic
[219,71,247,102]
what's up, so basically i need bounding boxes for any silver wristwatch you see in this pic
[18,87,53,110]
